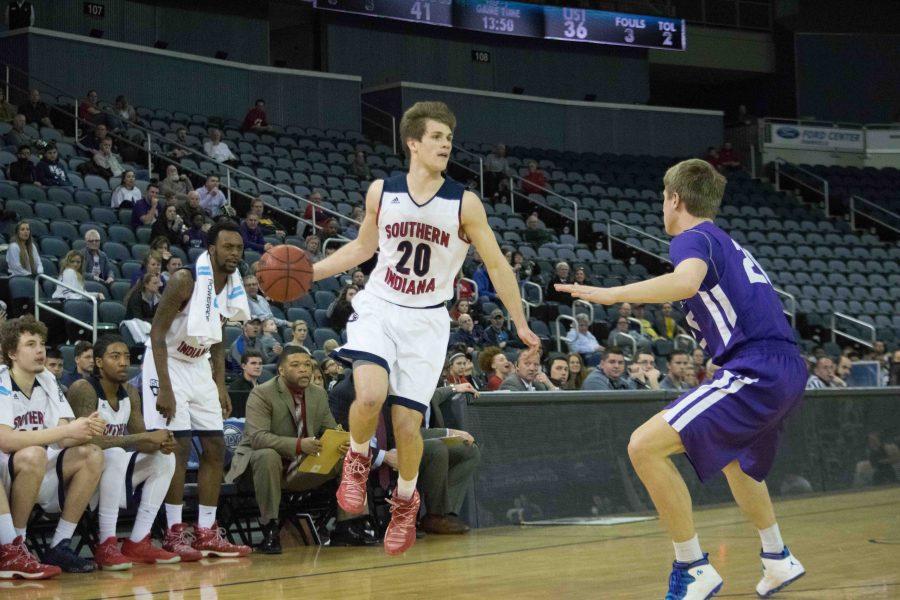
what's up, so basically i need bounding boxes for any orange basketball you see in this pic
[256,245,313,303]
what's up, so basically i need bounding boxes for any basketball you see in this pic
[256,244,313,303]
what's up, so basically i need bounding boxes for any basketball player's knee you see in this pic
[354,390,385,415]
[627,431,651,466]
[156,452,177,478]
[81,444,105,473]
[14,446,47,474]
[200,436,225,465]
[392,417,422,445]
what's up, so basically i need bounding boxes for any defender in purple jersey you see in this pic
[557,159,806,599]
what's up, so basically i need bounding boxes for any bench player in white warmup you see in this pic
[67,334,180,570]
[313,101,540,555]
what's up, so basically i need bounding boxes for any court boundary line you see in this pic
[81,497,900,600]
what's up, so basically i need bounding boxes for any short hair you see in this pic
[668,350,689,363]
[602,346,625,361]
[93,334,127,375]
[208,219,240,246]
[545,353,568,371]
[240,349,264,365]
[17,144,30,153]
[46,347,62,360]
[399,101,456,158]
[278,346,312,368]
[74,340,93,357]
[1,316,48,366]
[255,98,265,105]
[663,159,726,219]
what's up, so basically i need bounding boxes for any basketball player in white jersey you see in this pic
[144,220,251,560]
[0,316,107,575]
[66,334,180,570]
[313,101,540,555]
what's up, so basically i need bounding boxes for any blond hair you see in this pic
[663,159,726,219]
[398,101,456,158]
[60,250,84,284]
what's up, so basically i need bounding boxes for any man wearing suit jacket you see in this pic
[329,375,481,535]
[499,350,556,391]
[225,348,375,553]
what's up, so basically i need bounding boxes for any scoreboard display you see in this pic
[314,0,686,51]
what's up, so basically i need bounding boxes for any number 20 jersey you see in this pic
[366,175,470,308]
[668,221,796,364]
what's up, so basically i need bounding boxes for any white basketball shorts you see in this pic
[142,349,223,435]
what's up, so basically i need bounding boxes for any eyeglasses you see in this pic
[86,239,100,243]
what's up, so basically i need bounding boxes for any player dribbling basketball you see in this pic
[312,101,540,555]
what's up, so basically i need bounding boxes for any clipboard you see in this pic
[438,436,466,447]
[297,429,350,475]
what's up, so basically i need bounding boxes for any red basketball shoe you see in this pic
[337,450,371,515]
[162,524,202,562]
[384,489,420,556]
[192,523,251,558]
[0,537,61,579]
[93,537,133,571]
[122,535,181,564]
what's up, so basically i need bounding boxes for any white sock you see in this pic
[198,504,217,529]
[14,527,26,539]
[130,502,158,543]
[673,534,704,563]
[165,503,183,529]
[396,475,418,500]
[350,438,370,456]
[0,513,15,545]
[759,523,784,554]
[99,507,119,541]
[51,519,77,547]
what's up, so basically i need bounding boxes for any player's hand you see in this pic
[87,412,107,436]
[219,387,232,419]
[453,382,479,397]
[448,429,475,446]
[67,415,102,441]
[300,437,322,456]
[156,385,177,425]
[383,449,398,470]
[554,283,618,305]
[159,431,177,454]
[516,324,541,353]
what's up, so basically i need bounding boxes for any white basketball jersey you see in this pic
[153,265,230,363]
[0,365,74,432]
[366,175,470,308]
[88,377,130,437]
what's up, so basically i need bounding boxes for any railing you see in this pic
[35,274,98,343]
[573,299,594,325]
[608,331,637,358]
[831,313,876,349]
[457,277,479,303]
[521,280,542,317]
[361,101,397,156]
[773,287,797,328]
[773,159,831,217]
[554,314,578,353]
[849,195,900,235]
[606,219,671,264]
[674,334,696,353]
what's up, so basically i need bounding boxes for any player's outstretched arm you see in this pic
[460,191,540,351]
[0,419,102,452]
[555,258,708,305]
[311,180,382,282]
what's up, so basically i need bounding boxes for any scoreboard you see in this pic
[315,0,686,51]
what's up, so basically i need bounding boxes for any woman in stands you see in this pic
[284,320,311,354]
[110,169,141,208]
[130,251,163,286]
[567,352,590,389]
[124,272,161,320]
[5,220,43,277]
[327,284,359,333]
[151,205,186,248]
[52,251,105,300]
[478,346,513,391]
[258,318,283,362]
[149,236,173,265]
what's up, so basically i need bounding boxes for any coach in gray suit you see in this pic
[499,350,555,391]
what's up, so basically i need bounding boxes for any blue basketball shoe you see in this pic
[665,553,723,600]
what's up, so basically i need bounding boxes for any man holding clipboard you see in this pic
[225,348,376,553]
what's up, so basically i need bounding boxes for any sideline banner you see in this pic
[865,128,900,153]
[767,123,864,151]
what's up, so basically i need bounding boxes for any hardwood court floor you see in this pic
[3,486,898,600]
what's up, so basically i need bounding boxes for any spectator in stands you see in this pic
[443,352,473,388]
[249,197,286,237]
[691,347,707,382]
[52,250,104,301]
[178,190,207,227]
[61,340,93,387]
[259,319,283,365]
[160,164,190,203]
[449,298,472,322]
[110,169,140,208]
[564,314,603,366]
[80,229,114,285]
[631,304,660,340]
[629,352,661,390]
[78,89,106,127]
[183,212,208,250]
[35,145,71,189]
[327,284,358,332]
[654,302,684,340]
[229,318,264,372]
[229,350,264,396]
[320,357,344,391]
[240,99,273,134]
[203,128,237,165]
[545,261,572,303]
[478,346,512,391]
[161,255,181,286]
[567,352,590,389]
[90,136,126,179]
[151,236,173,264]
[151,204,186,247]
[704,147,721,172]
[80,122,108,155]
[45,346,65,386]
[499,350,549,391]
[471,252,497,302]
[197,174,227,218]
[130,182,160,229]
[718,142,741,170]
[5,220,43,277]
[3,113,30,147]
[0,89,16,123]
[582,347,635,391]
[484,143,511,197]
[124,272,161,320]
[573,265,592,286]
[480,308,510,349]
[350,150,371,180]
[521,160,547,195]
[546,354,571,390]
[836,355,855,386]
[20,88,52,128]
[319,217,341,247]
[111,95,138,130]
[448,313,481,354]
[303,234,322,262]
[130,251,162,286]
[243,275,289,328]
[806,356,845,388]
[7,144,38,185]
[607,312,652,354]
[284,320,311,354]
[166,126,191,161]
[523,213,553,246]
[659,351,691,391]
[240,212,273,253]
[301,190,330,232]
[350,268,366,289]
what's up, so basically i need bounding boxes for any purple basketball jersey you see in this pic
[668,221,796,364]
